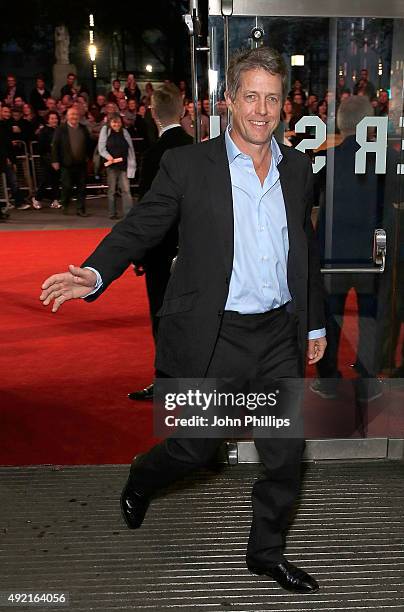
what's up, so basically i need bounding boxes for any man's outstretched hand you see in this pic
[40,265,97,312]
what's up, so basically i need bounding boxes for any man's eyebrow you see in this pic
[243,90,281,96]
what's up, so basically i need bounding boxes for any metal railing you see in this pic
[0,172,10,205]
[5,137,146,201]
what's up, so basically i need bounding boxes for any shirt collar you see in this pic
[224,124,283,166]
[160,123,181,136]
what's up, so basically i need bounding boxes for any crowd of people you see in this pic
[0,67,391,221]
[280,70,390,147]
[0,72,193,220]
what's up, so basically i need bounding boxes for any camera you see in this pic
[250,26,264,41]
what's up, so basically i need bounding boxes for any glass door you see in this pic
[208,1,404,444]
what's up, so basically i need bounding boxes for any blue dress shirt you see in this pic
[224,126,325,340]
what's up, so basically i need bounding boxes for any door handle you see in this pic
[320,229,386,274]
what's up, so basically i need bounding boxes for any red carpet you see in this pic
[1,229,400,466]
[1,229,158,466]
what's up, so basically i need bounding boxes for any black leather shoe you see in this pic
[247,560,319,593]
[128,383,154,401]
[120,483,150,529]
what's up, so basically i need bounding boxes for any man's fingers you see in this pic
[40,282,64,301]
[41,273,66,290]
[307,339,326,365]
[68,264,85,278]
[41,289,64,306]
[52,294,68,313]
[68,264,92,285]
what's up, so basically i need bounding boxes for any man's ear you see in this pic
[224,90,233,113]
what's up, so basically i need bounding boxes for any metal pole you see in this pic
[185,2,201,143]
[191,6,201,142]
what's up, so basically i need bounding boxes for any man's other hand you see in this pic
[307,336,327,365]
[40,265,97,312]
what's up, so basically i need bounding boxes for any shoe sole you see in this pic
[247,566,320,593]
[309,386,337,400]
[356,391,383,404]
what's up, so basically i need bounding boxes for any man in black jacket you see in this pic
[0,109,29,211]
[51,107,92,216]
[129,84,192,401]
[2,74,25,105]
[41,48,326,594]
[30,76,51,115]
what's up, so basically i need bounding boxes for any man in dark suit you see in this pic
[41,47,326,594]
[129,84,193,401]
[51,107,92,217]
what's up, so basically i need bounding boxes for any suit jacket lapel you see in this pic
[205,134,234,276]
[278,148,303,272]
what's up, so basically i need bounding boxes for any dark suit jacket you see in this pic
[51,123,92,167]
[138,126,193,199]
[138,126,193,265]
[83,134,325,377]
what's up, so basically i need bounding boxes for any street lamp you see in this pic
[88,14,97,99]
[88,44,97,63]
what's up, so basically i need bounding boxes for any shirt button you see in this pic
[263,283,270,288]
[262,255,268,261]
[259,226,265,232]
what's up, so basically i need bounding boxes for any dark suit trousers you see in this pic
[128,305,304,566]
[60,164,87,212]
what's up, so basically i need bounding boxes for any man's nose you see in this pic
[255,98,268,115]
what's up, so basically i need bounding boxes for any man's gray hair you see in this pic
[226,47,288,101]
[337,95,374,133]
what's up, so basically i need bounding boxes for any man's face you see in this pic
[67,109,79,126]
[1,107,11,120]
[379,91,388,104]
[308,95,318,108]
[361,69,368,80]
[13,97,24,108]
[74,102,85,117]
[46,98,57,110]
[128,99,137,111]
[293,93,303,105]
[48,113,59,128]
[12,110,22,122]
[225,69,282,146]
[37,79,45,89]
[7,76,16,88]
[97,95,106,107]
[110,118,122,132]
[67,75,75,86]
[217,99,227,115]
[118,99,127,111]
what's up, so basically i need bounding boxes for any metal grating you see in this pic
[1,461,403,611]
